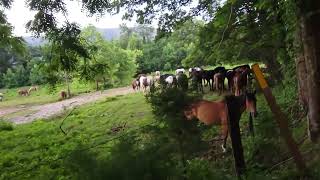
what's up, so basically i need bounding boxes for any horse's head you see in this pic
[245,90,257,117]
[184,104,196,120]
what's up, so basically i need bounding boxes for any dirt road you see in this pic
[0,87,134,124]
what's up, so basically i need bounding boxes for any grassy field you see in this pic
[1,65,319,179]
[0,80,96,109]
[0,93,155,179]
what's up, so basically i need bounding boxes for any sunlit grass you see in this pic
[0,93,153,179]
[0,80,95,108]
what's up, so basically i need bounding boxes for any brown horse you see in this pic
[60,91,67,99]
[214,72,225,95]
[233,69,251,96]
[184,91,257,152]
[18,89,29,96]
[226,70,236,92]
[131,79,140,91]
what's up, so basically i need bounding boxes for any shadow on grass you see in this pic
[62,128,183,180]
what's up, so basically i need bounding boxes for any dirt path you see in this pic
[0,87,134,124]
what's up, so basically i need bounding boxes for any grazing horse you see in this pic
[233,69,251,96]
[233,64,250,72]
[140,75,148,92]
[202,70,215,91]
[175,68,185,75]
[60,91,67,99]
[18,89,29,96]
[189,67,202,77]
[131,79,140,91]
[160,74,177,88]
[0,93,3,102]
[214,72,225,95]
[184,91,257,152]
[226,70,236,92]
[213,66,226,74]
[190,70,203,93]
[28,86,38,94]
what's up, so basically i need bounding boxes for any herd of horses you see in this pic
[133,64,258,152]
[132,64,253,96]
[17,86,39,96]
[16,86,68,100]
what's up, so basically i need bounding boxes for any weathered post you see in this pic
[226,96,246,178]
[251,63,306,172]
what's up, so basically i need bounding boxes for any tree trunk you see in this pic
[96,80,99,91]
[298,1,320,142]
[296,51,308,108]
[66,75,71,98]
[103,77,106,90]
[65,71,71,98]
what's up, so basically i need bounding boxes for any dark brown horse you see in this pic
[214,72,225,95]
[190,70,203,93]
[60,91,67,99]
[233,68,251,96]
[184,91,257,152]
[226,70,236,92]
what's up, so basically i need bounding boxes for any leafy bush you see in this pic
[2,65,30,88]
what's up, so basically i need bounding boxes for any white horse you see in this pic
[175,68,185,75]
[139,75,153,92]
[165,75,177,88]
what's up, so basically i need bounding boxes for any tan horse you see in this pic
[28,86,38,94]
[184,91,257,152]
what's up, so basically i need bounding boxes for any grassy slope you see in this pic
[0,93,153,179]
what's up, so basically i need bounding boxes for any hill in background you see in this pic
[23,28,121,46]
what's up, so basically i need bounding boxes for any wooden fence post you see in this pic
[251,64,306,172]
[226,97,246,178]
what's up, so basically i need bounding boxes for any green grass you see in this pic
[1,70,319,179]
[0,87,270,179]
[0,93,154,179]
[0,80,95,109]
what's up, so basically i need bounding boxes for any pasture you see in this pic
[1,0,320,178]
[1,82,319,179]
[0,80,94,109]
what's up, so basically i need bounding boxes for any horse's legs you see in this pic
[200,82,204,93]
[221,123,228,152]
